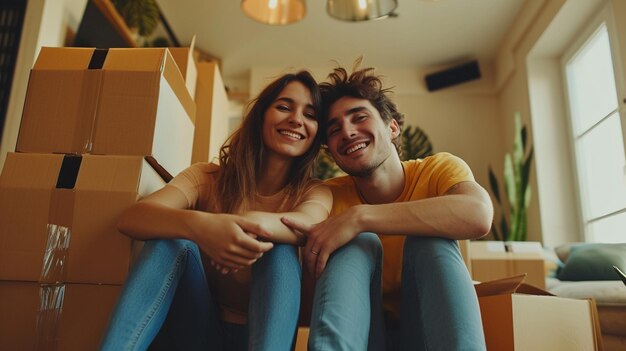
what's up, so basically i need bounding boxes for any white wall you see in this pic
[0,0,87,169]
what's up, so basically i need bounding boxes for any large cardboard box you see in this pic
[0,152,164,284]
[191,61,229,163]
[17,47,195,178]
[471,241,545,288]
[476,275,603,351]
[0,281,121,351]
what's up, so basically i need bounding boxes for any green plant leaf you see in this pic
[499,214,509,241]
[520,146,534,194]
[401,125,433,161]
[513,113,524,164]
[504,153,516,207]
[112,0,160,37]
[313,150,341,180]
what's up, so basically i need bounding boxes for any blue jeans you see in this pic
[100,239,300,351]
[309,232,385,351]
[256,232,385,351]
[394,237,486,350]
[308,236,486,351]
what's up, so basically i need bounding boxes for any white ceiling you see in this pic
[157,0,526,87]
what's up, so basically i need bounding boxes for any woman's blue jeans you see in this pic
[261,235,486,351]
[100,239,301,351]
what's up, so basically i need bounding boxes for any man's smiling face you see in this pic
[325,96,399,177]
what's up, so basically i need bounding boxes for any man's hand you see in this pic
[281,207,363,278]
[191,213,274,274]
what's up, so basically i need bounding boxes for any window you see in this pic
[563,16,626,243]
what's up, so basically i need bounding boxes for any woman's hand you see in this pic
[189,212,274,272]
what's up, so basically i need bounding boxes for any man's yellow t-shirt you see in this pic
[324,152,475,317]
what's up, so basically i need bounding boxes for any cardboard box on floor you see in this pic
[16,47,195,178]
[0,152,164,284]
[295,327,309,351]
[0,281,120,351]
[476,275,603,351]
[471,240,545,289]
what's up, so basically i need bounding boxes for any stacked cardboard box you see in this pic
[470,240,546,289]
[0,46,196,350]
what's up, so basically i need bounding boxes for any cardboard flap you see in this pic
[162,49,196,121]
[475,274,555,297]
[168,35,195,80]
[516,282,553,296]
[103,48,165,71]
[169,36,198,102]
[33,47,94,70]
[0,153,63,188]
[474,274,526,297]
[75,155,143,192]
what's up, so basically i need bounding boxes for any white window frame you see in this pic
[561,3,626,243]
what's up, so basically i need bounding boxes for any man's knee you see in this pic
[402,237,460,264]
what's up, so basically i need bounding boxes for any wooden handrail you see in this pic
[92,0,137,48]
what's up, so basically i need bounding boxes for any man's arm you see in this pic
[282,181,493,278]
[351,181,492,239]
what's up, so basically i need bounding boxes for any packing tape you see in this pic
[40,224,71,283]
[34,283,65,350]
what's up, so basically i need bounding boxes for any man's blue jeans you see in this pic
[100,239,301,351]
[394,236,486,350]
[262,235,487,351]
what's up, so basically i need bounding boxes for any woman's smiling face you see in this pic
[262,81,318,162]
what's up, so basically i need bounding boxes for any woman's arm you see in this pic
[117,186,274,270]
[244,184,332,245]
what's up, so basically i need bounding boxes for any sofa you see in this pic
[544,243,626,351]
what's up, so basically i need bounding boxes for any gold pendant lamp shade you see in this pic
[241,0,306,25]
[327,0,398,21]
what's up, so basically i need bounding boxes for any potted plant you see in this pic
[488,112,534,242]
[111,0,160,39]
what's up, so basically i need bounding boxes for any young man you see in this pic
[282,65,493,350]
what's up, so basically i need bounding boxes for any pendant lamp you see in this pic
[327,0,398,21]
[241,0,306,25]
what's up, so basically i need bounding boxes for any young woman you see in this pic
[100,71,332,351]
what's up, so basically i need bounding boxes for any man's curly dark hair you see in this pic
[319,60,405,155]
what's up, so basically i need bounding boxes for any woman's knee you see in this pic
[253,244,300,276]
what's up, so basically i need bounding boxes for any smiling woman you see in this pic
[100,70,332,351]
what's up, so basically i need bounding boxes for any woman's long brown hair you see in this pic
[215,71,322,213]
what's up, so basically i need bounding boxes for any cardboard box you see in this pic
[476,275,603,351]
[17,47,195,178]
[0,152,164,284]
[295,327,309,351]
[0,281,121,351]
[191,61,229,163]
[471,241,546,289]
